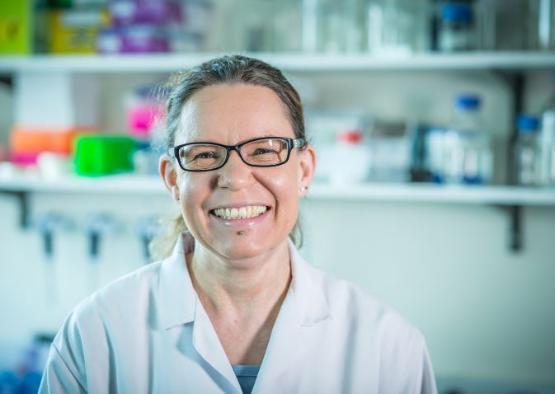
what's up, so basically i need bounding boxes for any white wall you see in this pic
[0,70,554,388]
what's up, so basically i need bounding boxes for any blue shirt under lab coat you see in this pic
[39,233,437,393]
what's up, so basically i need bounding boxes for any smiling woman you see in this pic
[39,55,437,394]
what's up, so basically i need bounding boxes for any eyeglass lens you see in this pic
[178,138,290,171]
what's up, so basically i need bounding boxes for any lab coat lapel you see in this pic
[253,241,331,393]
[191,301,243,393]
[158,234,241,393]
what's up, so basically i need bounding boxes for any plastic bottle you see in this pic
[515,115,542,186]
[443,95,492,184]
[438,3,475,52]
[329,129,371,185]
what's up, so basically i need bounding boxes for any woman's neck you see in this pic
[187,240,292,318]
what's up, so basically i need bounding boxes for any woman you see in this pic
[39,55,437,393]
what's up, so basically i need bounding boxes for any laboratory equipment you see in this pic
[229,0,302,52]
[540,78,555,186]
[36,212,73,303]
[330,129,371,185]
[536,0,555,51]
[73,134,136,176]
[97,26,170,53]
[85,213,122,291]
[478,0,540,51]
[136,215,162,263]
[0,333,54,394]
[0,1,32,54]
[46,7,110,53]
[98,0,184,53]
[408,123,435,182]
[125,84,165,140]
[108,0,182,26]
[10,128,78,167]
[305,110,368,182]
[36,152,70,179]
[367,120,411,183]
[426,95,493,184]
[368,0,430,55]
[437,2,476,52]
[514,115,542,186]
[316,0,367,53]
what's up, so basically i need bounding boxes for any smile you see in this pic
[210,205,269,220]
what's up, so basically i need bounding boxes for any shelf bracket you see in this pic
[0,190,30,229]
[496,204,523,253]
[491,69,526,254]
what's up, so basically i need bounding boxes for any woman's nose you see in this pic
[215,150,254,190]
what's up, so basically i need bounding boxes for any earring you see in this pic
[299,185,308,193]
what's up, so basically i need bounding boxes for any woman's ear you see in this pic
[159,154,180,201]
[298,145,316,197]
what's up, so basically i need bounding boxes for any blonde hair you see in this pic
[149,55,306,261]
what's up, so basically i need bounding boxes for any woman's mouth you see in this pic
[210,205,270,221]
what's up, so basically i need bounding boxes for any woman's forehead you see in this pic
[175,84,293,144]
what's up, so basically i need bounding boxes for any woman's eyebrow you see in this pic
[182,132,289,144]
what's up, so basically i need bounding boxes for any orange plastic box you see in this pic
[10,127,94,155]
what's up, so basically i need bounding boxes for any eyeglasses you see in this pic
[171,136,306,172]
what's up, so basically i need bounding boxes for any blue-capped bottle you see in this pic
[438,3,476,52]
[515,115,542,186]
[442,94,493,185]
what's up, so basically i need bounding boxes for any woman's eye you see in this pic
[193,151,218,160]
[253,148,277,155]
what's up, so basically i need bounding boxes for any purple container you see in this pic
[109,0,182,26]
[98,26,170,53]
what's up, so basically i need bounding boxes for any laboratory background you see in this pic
[0,0,555,393]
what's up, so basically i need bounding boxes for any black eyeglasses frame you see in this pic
[170,136,306,172]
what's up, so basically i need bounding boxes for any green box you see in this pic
[74,135,137,176]
[0,0,32,54]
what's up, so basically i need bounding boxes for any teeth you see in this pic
[213,205,267,220]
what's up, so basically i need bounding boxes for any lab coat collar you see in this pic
[287,238,331,327]
[156,233,196,329]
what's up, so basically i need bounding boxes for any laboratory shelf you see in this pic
[2,52,555,73]
[308,183,555,206]
[0,175,165,195]
[1,175,555,206]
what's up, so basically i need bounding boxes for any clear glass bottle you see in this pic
[515,115,542,186]
[524,0,555,51]
[225,0,302,52]
[438,3,476,52]
[536,0,555,51]
[540,77,555,186]
[316,0,367,53]
[367,0,430,55]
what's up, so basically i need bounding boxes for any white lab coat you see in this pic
[39,234,437,394]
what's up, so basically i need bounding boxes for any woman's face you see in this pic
[161,83,315,263]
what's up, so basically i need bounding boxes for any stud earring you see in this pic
[172,187,180,201]
[299,185,308,193]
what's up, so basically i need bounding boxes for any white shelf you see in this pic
[2,52,555,73]
[1,175,555,206]
[308,183,555,206]
[0,175,165,195]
